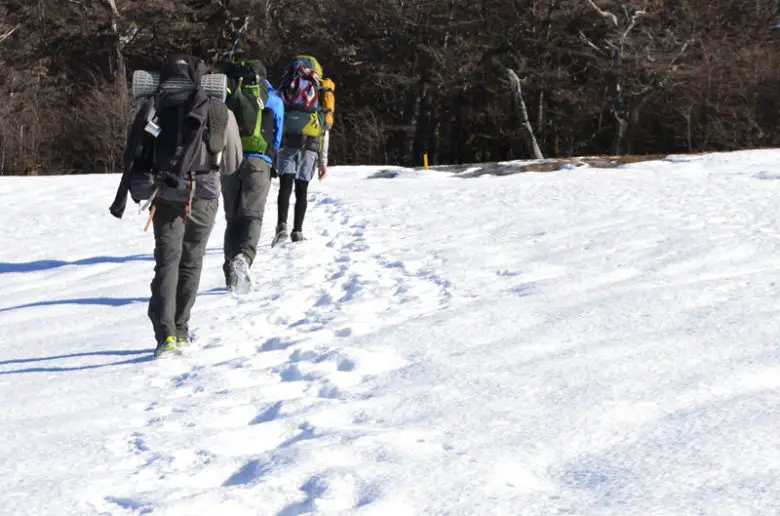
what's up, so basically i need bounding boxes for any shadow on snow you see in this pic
[0,349,153,375]
[0,288,227,313]
[0,248,223,274]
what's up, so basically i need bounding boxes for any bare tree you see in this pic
[507,69,544,159]
[0,0,777,173]
[580,0,691,154]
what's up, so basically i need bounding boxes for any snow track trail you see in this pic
[90,189,442,514]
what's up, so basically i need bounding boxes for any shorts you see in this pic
[276,147,319,182]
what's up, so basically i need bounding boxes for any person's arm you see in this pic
[221,111,243,177]
[318,129,329,181]
[270,93,284,154]
[110,100,152,218]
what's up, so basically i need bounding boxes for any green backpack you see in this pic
[224,60,269,154]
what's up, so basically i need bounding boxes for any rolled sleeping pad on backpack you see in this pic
[320,78,335,130]
[132,70,228,102]
[320,78,334,176]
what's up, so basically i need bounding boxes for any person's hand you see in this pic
[318,164,328,181]
[271,165,278,179]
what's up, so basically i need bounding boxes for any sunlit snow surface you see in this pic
[2,150,780,515]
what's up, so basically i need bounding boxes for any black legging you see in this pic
[277,174,309,232]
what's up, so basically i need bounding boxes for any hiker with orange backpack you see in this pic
[272,55,336,245]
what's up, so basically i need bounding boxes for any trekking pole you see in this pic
[185,176,196,220]
[143,205,156,232]
[139,186,159,214]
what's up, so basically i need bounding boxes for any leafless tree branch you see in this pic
[579,31,605,54]
[0,24,21,45]
[584,0,618,27]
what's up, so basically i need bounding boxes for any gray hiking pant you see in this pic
[221,156,272,270]
[147,197,218,343]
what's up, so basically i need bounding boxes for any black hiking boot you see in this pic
[271,223,288,248]
[290,231,306,243]
[224,262,236,291]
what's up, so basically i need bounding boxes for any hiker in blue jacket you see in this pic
[221,62,285,293]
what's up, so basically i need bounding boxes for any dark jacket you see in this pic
[124,97,221,204]
[111,54,221,217]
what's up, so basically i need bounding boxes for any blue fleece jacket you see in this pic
[245,80,285,164]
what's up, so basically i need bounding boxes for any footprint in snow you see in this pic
[104,496,154,514]
[278,363,319,382]
[288,348,322,362]
[317,381,343,400]
[338,274,363,303]
[337,356,356,372]
[276,475,328,515]
[315,292,334,307]
[171,369,200,388]
[130,432,150,454]
[250,401,283,425]
[754,171,780,181]
[259,336,297,352]
[223,458,268,487]
[278,422,320,448]
[511,282,536,297]
[335,327,353,338]
[277,472,378,514]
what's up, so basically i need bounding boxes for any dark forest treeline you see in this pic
[1,0,779,175]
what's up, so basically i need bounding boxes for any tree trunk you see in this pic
[507,69,544,159]
[412,80,431,166]
[682,105,694,152]
[104,0,128,173]
[391,89,418,166]
[537,90,544,137]
[613,114,628,155]
[451,93,465,164]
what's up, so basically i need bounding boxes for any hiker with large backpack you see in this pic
[112,53,237,358]
[272,55,336,245]
[220,59,284,293]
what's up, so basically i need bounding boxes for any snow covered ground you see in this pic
[2,150,780,515]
